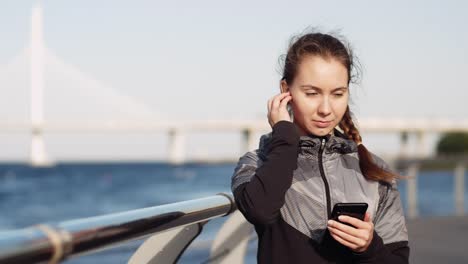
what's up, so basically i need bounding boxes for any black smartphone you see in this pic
[330,203,368,227]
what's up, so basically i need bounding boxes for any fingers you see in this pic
[337,215,372,229]
[279,94,292,109]
[328,219,360,238]
[364,212,371,222]
[327,226,365,249]
[267,93,286,112]
[267,92,292,127]
[328,230,359,249]
[327,216,374,252]
[270,92,291,111]
[328,218,372,241]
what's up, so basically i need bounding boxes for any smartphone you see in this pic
[330,202,368,227]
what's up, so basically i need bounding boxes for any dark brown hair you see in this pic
[280,30,399,183]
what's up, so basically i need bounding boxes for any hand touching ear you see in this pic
[267,92,293,127]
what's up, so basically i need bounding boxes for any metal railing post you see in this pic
[407,163,419,219]
[455,163,466,216]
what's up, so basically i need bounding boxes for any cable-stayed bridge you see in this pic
[0,4,467,166]
[0,4,165,165]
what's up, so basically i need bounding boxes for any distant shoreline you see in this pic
[0,155,466,169]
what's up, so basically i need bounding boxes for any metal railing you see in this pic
[0,193,236,264]
[395,156,467,219]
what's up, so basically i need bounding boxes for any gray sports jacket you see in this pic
[231,121,409,263]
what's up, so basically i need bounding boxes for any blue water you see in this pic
[0,163,467,263]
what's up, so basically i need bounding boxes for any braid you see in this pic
[339,107,362,144]
[339,106,400,183]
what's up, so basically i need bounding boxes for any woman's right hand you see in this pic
[267,92,293,128]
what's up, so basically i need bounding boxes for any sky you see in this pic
[0,0,467,161]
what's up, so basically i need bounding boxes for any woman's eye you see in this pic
[306,93,318,96]
[334,93,344,97]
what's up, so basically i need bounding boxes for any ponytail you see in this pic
[339,106,400,183]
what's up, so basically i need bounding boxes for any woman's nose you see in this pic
[318,97,332,116]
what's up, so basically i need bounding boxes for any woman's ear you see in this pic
[280,80,289,93]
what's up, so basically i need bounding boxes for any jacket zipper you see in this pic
[318,138,332,219]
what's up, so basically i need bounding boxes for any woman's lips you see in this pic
[313,120,332,128]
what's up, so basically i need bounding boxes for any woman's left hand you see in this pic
[327,212,374,253]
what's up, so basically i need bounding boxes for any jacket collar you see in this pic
[258,127,357,159]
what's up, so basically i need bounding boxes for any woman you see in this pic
[231,31,409,263]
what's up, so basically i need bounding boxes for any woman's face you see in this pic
[282,55,349,137]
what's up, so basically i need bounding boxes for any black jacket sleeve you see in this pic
[351,231,409,263]
[231,121,299,225]
[351,167,410,263]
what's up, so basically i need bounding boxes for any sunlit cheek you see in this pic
[333,99,348,119]
[297,100,320,117]
[290,103,299,117]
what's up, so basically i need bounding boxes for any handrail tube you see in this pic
[0,193,235,264]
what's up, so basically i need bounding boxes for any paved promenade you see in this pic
[407,215,468,264]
